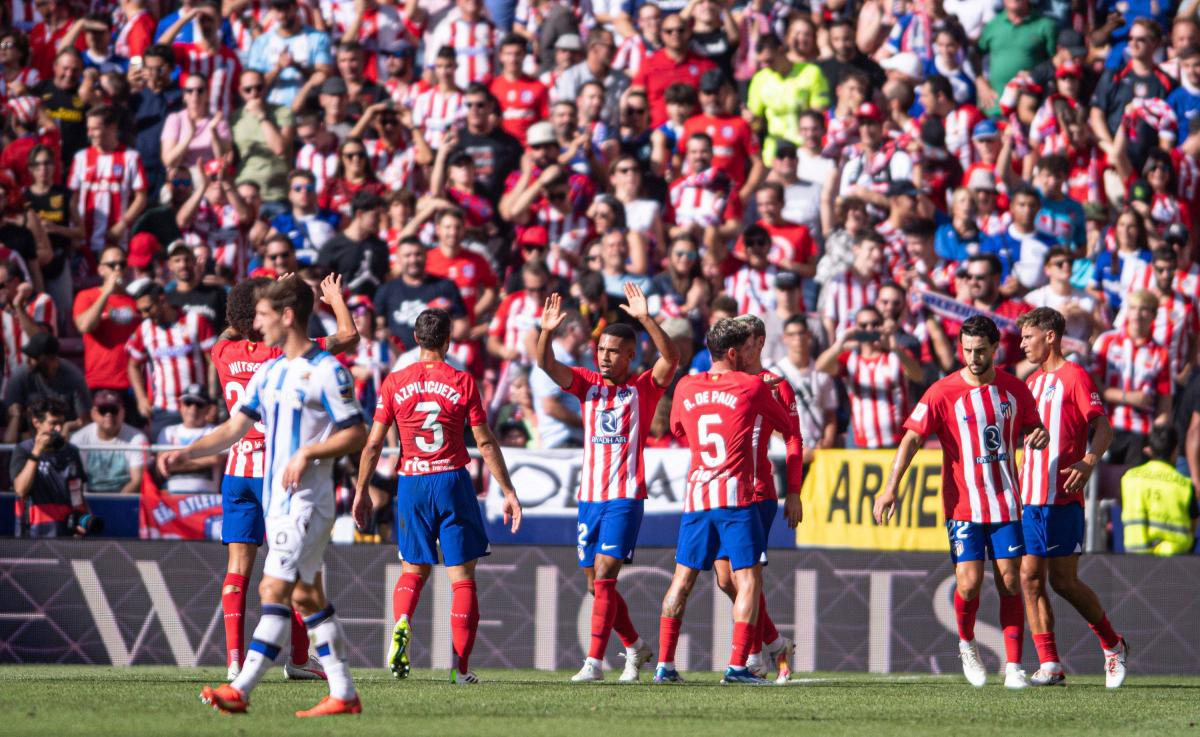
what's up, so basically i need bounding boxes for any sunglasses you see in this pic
[138,306,155,316]
[101,260,127,269]
[182,400,207,408]
[172,178,193,187]
[0,42,15,50]
[343,151,366,159]
[464,101,488,109]
[96,405,121,416]
[241,85,263,93]
[266,252,291,260]
[623,107,646,115]
[184,87,206,95]
[291,183,315,192]
[662,27,687,35]
[964,273,990,281]
[672,250,698,259]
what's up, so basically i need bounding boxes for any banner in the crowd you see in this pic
[138,469,223,540]
[914,286,1089,355]
[797,448,948,552]
[485,448,691,520]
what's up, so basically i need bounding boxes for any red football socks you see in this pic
[393,572,425,623]
[290,608,310,665]
[221,573,248,667]
[1032,632,1060,665]
[731,621,754,668]
[658,616,681,663]
[1089,615,1122,651]
[588,579,618,660]
[612,590,639,648]
[999,594,1024,664]
[753,594,779,655]
[451,580,479,673]
[953,590,980,641]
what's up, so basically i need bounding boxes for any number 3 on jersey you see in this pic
[697,413,727,466]
[414,401,445,452]
[225,380,266,433]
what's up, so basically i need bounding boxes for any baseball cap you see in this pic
[880,51,923,80]
[518,225,549,249]
[855,101,884,123]
[967,168,998,192]
[94,389,123,410]
[972,119,1000,140]
[22,332,60,358]
[1166,223,1189,245]
[699,69,727,93]
[347,294,375,313]
[166,239,191,258]
[128,233,161,269]
[774,140,798,159]
[555,33,583,52]
[1058,29,1087,58]
[319,76,348,96]
[1056,60,1083,79]
[526,121,558,148]
[180,383,212,405]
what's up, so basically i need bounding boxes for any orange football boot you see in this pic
[200,684,249,714]
[295,695,363,718]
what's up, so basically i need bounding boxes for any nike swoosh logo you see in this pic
[601,544,619,551]
[1008,545,1023,552]
[1046,544,1060,551]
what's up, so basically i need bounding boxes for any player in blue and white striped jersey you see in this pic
[159,276,368,718]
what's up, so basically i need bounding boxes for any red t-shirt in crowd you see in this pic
[71,288,139,390]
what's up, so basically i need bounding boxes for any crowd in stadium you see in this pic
[3,0,1200,545]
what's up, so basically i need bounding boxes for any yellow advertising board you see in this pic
[796,448,949,552]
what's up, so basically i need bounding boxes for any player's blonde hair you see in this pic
[1125,289,1160,312]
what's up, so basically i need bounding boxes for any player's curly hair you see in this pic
[415,308,452,349]
[706,317,751,358]
[227,277,273,339]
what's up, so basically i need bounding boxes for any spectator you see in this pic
[231,69,293,210]
[412,46,466,150]
[164,240,227,330]
[428,0,499,90]
[2,96,61,188]
[1090,18,1173,167]
[4,333,90,443]
[126,280,216,440]
[819,19,885,96]
[1091,208,1151,315]
[451,83,525,207]
[653,235,710,328]
[374,236,467,350]
[270,170,338,257]
[68,104,148,255]
[1116,246,1198,385]
[37,49,90,165]
[491,35,551,143]
[158,1,240,118]
[669,132,740,240]
[494,366,539,449]
[934,253,1032,374]
[1024,246,1102,351]
[246,0,333,110]
[821,232,885,341]
[11,397,90,538]
[976,0,1057,113]
[0,261,55,393]
[128,45,182,197]
[632,14,717,128]
[156,383,221,494]
[746,33,828,163]
[724,224,778,318]
[769,314,837,462]
[936,187,983,262]
[318,192,390,297]
[981,185,1057,293]
[1093,289,1172,466]
[73,244,139,401]
[24,144,78,325]
[161,73,232,170]
[598,230,656,303]
[1121,426,1197,556]
[555,28,628,128]
[682,70,762,202]
[529,308,592,448]
[69,389,146,495]
[487,260,548,366]
[422,208,499,323]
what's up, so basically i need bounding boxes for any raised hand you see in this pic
[320,273,345,305]
[541,292,567,333]
[618,281,650,321]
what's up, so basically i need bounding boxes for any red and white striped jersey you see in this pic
[668,169,735,229]
[363,137,406,178]
[942,105,984,170]
[68,146,147,253]
[724,265,778,317]
[376,145,418,192]
[191,201,249,279]
[1022,362,1105,507]
[613,34,652,77]
[821,269,882,340]
[904,369,1041,523]
[172,43,242,118]
[10,0,40,31]
[412,86,466,149]
[752,369,804,501]
[528,201,593,279]
[977,211,1012,237]
[385,77,419,107]
[1114,291,1198,379]
[568,367,666,502]
[839,350,909,449]
[429,16,498,89]
[1175,263,1200,304]
[0,294,58,385]
[670,370,799,512]
[126,312,216,413]
[487,290,543,361]
[294,144,339,194]
[0,68,40,106]
[540,69,563,101]
[114,9,155,59]
[1091,330,1172,434]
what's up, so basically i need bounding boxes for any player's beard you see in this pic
[968,356,993,376]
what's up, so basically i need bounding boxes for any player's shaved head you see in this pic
[415,308,452,349]
[707,318,752,363]
[228,277,272,339]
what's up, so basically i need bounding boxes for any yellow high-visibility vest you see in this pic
[1121,459,1196,557]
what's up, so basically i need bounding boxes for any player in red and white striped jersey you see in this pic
[126,282,216,438]
[211,274,359,681]
[536,285,678,683]
[817,305,922,449]
[876,315,1048,689]
[427,0,498,89]
[657,317,803,684]
[820,234,885,341]
[412,47,466,149]
[68,105,148,254]
[0,263,57,393]
[1016,307,1128,687]
[1091,289,1173,465]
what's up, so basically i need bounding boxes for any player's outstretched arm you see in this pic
[620,282,679,387]
[472,423,522,533]
[319,273,362,356]
[535,293,575,391]
[874,429,924,525]
[352,421,390,529]
[157,412,255,477]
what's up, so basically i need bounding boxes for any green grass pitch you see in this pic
[2,666,1199,737]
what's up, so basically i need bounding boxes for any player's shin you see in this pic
[953,590,980,641]
[221,573,249,669]
[393,572,425,624]
[1000,594,1025,665]
[611,589,641,648]
[231,603,292,696]
[290,609,311,666]
[657,615,681,669]
[730,621,754,668]
[305,606,357,700]
[450,580,479,674]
